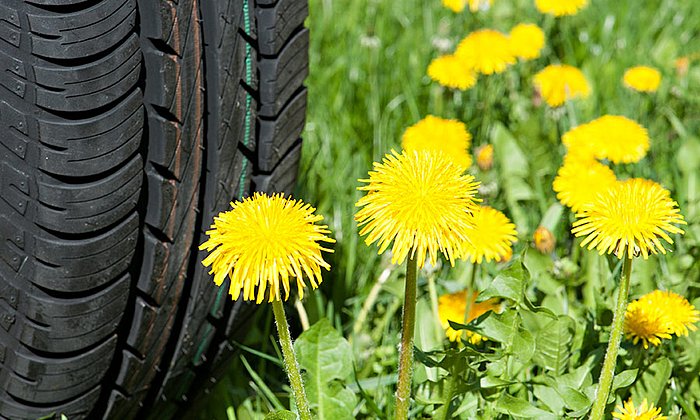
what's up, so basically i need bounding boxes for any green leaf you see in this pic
[478,310,517,344]
[512,328,535,364]
[494,394,557,419]
[533,316,575,376]
[480,261,528,305]
[610,369,638,394]
[492,122,529,178]
[264,410,298,420]
[556,386,590,412]
[295,319,358,419]
[630,357,672,405]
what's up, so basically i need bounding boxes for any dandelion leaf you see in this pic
[533,316,575,375]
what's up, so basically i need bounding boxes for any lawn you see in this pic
[191,0,700,418]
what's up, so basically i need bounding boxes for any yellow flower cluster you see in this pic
[625,290,699,348]
[428,24,545,90]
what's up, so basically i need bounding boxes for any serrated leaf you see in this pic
[294,319,357,419]
[631,357,672,405]
[479,261,528,305]
[533,316,575,376]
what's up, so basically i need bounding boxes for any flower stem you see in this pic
[463,262,477,338]
[271,299,312,420]
[395,254,418,420]
[589,256,633,420]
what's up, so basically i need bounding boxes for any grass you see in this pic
[190,0,700,418]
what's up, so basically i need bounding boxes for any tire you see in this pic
[0,0,308,418]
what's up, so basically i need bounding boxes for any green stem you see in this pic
[463,263,477,340]
[589,256,633,420]
[272,300,312,420]
[427,274,443,345]
[436,371,457,420]
[395,254,418,420]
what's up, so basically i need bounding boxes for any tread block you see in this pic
[256,0,308,56]
[36,90,143,177]
[257,89,306,172]
[35,156,142,234]
[34,34,141,112]
[253,140,301,195]
[20,276,129,353]
[27,0,136,60]
[5,336,117,404]
[33,213,139,292]
[0,386,99,420]
[258,28,309,117]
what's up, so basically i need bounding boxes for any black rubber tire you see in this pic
[0,0,308,418]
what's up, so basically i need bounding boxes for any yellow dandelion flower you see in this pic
[427,55,478,91]
[442,0,493,12]
[613,398,666,420]
[553,158,617,212]
[355,150,480,268]
[625,296,674,348]
[535,0,587,16]
[587,115,650,164]
[402,115,473,169]
[533,64,590,107]
[475,144,494,171]
[572,179,686,259]
[533,226,556,254]
[623,66,662,93]
[438,290,500,344]
[455,29,516,75]
[463,206,517,264]
[509,23,546,60]
[200,193,335,303]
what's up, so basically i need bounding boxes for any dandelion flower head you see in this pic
[572,179,686,259]
[438,290,500,344]
[626,290,699,348]
[533,64,590,107]
[463,206,517,264]
[533,226,556,254]
[200,193,335,303]
[613,398,666,420]
[553,157,617,212]
[355,150,480,268]
[587,115,650,164]
[402,115,473,169]
[624,66,662,93]
[509,23,546,60]
[455,29,516,75]
[428,54,477,90]
[535,0,588,16]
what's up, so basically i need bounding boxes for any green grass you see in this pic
[191,0,700,418]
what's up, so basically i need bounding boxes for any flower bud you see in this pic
[475,144,494,171]
[533,226,556,254]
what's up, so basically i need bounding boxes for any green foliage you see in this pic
[294,319,358,419]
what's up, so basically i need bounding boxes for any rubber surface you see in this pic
[0,0,308,418]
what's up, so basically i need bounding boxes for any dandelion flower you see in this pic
[553,158,617,212]
[625,295,674,348]
[626,290,699,348]
[535,0,587,16]
[623,66,662,93]
[533,64,590,107]
[587,115,650,164]
[509,23,546,60]
[428,54,477,90]
[200,193,335,303]
[572,179,686,259]
[438,291,500,344]
[533,226,556,254]
[613,398,666,420]
[442,0,493,12]
[402,115,473,168]
[455,29,516,75]
[463,206,517,263]
[355,150,480,268]
[475,144,494,171]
